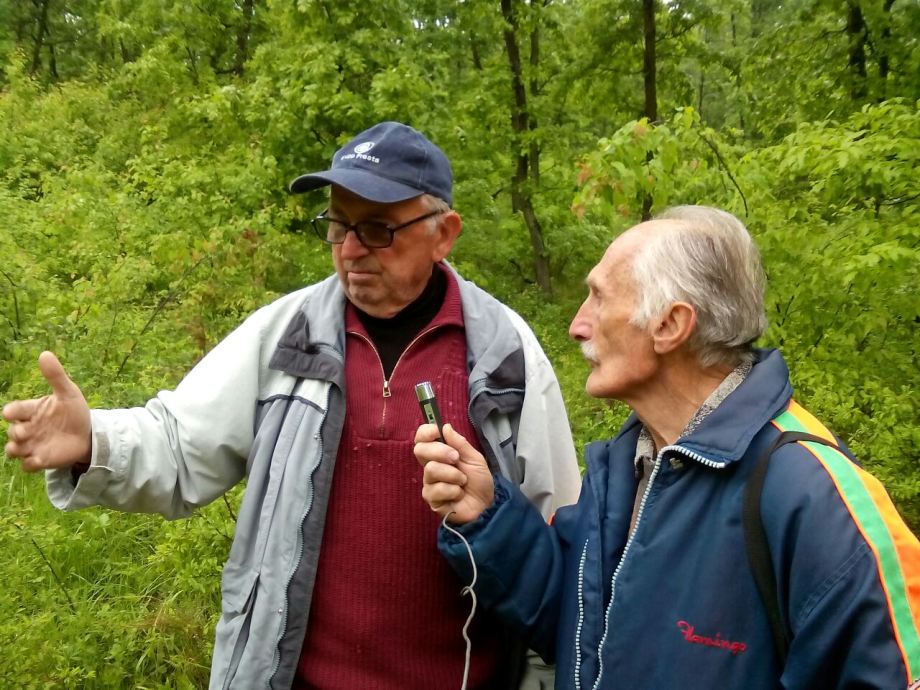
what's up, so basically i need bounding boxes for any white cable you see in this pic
[442,512,478,690]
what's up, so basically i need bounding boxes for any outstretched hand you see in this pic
[414,423,495,524]
[3,351,92,472]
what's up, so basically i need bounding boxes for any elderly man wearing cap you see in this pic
[3,121,581,689]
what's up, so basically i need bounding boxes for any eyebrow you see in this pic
[327,205,392,224]
[584,270,600,291]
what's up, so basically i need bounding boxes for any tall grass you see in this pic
[0,462,238,686]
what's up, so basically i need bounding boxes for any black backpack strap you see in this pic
[743,430,844,666]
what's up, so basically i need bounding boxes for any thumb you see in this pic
[441,423,466,448]
[38,351,82,399]
[442,424,485,466]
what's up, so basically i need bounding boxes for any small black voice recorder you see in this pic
[415,381,445,443]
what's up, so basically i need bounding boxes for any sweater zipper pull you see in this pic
[382,379,391,398]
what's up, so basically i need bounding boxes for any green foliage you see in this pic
[573,99,920,528]
[0,468,228,686]
[573,108,747,219]
[749,100,920,527]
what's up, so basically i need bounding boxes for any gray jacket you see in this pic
[47,265,581,689]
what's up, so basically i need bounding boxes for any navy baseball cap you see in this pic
[289,121,453,206]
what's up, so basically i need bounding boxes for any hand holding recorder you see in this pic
[413,381,495,525]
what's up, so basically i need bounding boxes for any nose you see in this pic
[338,229,370,259]
[569,300,591,341]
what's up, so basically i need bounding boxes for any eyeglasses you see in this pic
[311,210,443,249]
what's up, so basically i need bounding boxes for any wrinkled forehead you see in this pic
[591,234,639,288]
[596,220,675,284]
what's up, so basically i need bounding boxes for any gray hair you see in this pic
[421,194,452,234]
[422,194,451,213]
[629,205,768,367]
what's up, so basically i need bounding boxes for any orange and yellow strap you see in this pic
[772,399,920,685]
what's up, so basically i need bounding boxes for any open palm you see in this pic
[3,351,92,472]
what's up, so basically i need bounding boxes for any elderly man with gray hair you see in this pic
[414,206,920,690]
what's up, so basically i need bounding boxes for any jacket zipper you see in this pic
[583,445,726,689]
[268,380,333,688]
[388,324,442,390]
[587,452,663,690]
[465,384,523,429]
[574,539,590,690]
[349,325,443,434]
[349,331,389,399]
[659,444,728,469]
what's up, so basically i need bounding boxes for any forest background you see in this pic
[0,0,917,686]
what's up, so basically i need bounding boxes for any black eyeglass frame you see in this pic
[311,209,444,248]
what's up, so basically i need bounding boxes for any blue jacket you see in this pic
[440,349,920,690]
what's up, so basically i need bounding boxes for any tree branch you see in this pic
[0,268,22,337]
[115,254,211,379]
[695,130,749,216]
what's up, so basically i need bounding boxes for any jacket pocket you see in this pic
[493,415,524,485]
[213,565,260,690]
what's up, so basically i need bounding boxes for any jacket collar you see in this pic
[587,349,793,474]
[268,274,348,386]
[676,349,791,465]
[447,262,525,391]
[268,263,526,402]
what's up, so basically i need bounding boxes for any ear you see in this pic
[651,302,696,355]
[431,211,462,262]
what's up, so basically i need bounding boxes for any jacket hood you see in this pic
[268,274,348,388]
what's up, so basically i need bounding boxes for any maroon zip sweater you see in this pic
[294,268,507,689]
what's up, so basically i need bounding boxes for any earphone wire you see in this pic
[441,511,478,690]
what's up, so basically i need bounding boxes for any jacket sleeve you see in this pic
[503,306,582,518]
[784,542,919,689]
[439,475,584,662]
[44,300,284,520]
[767,446,920,689]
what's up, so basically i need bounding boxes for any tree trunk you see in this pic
[698,71,705,118]
[234,0,255,76]
[846,0,868,101]
[470,35,483,71]
[643,0,658,124]
[731,12,746,131]
[500,0,552,296]
[29,0,51,76]
[48,39,58,80]
[878,0,896,93]
[641,0,657,221]
[750,0,773,37]
[529,17,540,188]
